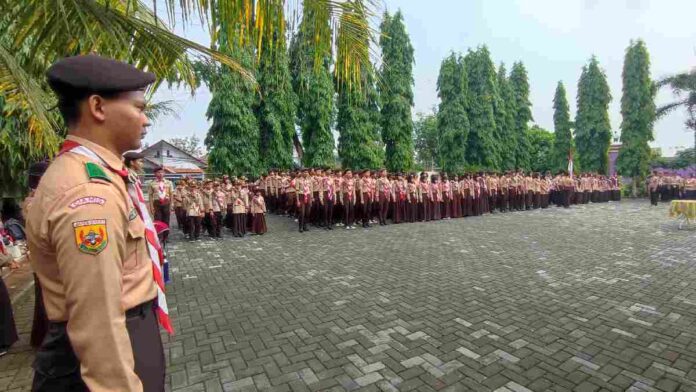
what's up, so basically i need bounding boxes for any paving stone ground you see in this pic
[2,200,695,392]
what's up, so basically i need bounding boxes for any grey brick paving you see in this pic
[1,200,696,391]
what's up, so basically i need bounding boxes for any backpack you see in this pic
[4,218,25,241]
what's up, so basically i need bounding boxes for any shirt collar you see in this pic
[66,135,126,172]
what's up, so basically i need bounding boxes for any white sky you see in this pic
[149,0,696,156]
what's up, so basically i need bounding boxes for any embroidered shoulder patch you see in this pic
[69,196,106,209]
[128,208,138,221]
[85,162,111,183]
[73,219,108,255]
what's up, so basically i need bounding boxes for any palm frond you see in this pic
[145,99,181,123]
[656,99,689,119]
[0,43,60,149]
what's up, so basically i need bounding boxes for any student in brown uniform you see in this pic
[320,169,335,230]
[359,170,373,228]
[185,181,204,240]
[441,174,452,219]
[211,182,226,239]
[251,190,267,235]
[296,170,313,232]
[26,55,169,391]
[419,172,431,221]
[231,181,248,237]
[377,169,391,225]
[342,170,357,229]
[172,177,187,231]
[148,167,174,226]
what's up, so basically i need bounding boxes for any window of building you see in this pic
[167,150,171,157]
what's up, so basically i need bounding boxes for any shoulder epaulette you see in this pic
[85,162,111,183]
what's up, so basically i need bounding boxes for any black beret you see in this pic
[46,54,155,94]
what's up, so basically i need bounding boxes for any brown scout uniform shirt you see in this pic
[26,135,156,392]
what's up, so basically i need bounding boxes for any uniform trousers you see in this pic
[174,206,184,230]
[31,275,49,349]
[0,277,18,350]
[488,192,497,214]
[361,193,372,226]
[452,193,462,218]
[152,200,171,227]
[431,199,441,220]
[533,192,541,209]
[563,189,572,208]
[322,192,335,227]
[379,193,390,225]
[286,193,296,217]
[297,198,311,231]
[421,199,431,221]
[311,192,321,225]
[212,212,223,238]
[187,216,202,239]
[32,299,165,392]
[443,198,451,218]
[499,190,509,212]
[407,197,418,222]
[343,196,355,226]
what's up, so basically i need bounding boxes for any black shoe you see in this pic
[303,226,309,231]
[299,228,303,233]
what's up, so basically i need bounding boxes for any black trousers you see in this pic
[379,194,389,225]
[343,197,355,226]
[649,190,659,206]
[0,277,18,349]
[187,216,201,239]
[152,201,170,227]
[213,212,223,237]
[322,192,335,227]
[32,299,165,392]
[298,200,311,230]
[361,194,372,225]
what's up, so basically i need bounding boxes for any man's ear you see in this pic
[85,94,107,123]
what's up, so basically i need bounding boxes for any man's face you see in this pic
[101,90,150,152]
[156,170,164,180]
[132,158,144,172]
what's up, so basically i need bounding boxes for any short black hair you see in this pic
[53,83,120,126]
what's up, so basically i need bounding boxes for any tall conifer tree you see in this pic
[575,56,612,173]
[256,23,297,171]
[437,53,470,173]
[509,61,533,170]
[464,47,500,170]
[205,24,260,176]
[289,9,336,167]
[551,81,574,172]
[336,3,383,170]
[379,10,415,171]
[496,63,517,170]
[617,40,656,192]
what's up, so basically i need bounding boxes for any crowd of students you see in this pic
[235,168,622,232]
[168,177,268,240]
[646,172,696,206]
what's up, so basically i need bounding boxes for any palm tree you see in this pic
[656,69,696,165]
[0,0,378,193]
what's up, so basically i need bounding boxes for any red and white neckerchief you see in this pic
[323,177,334,201]
[157,181,167,203]
[302,181,310,204]
[59,140,174,335]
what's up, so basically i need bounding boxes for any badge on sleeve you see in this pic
[73,219,108,255]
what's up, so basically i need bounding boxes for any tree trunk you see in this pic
[632,176,638,198]
[293,133,303,162]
